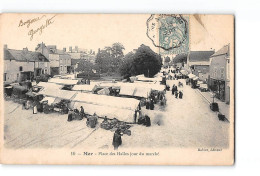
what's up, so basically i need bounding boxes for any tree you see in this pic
[119,44,162,78]
[75,60,95,74]
[95,43,125,73]
[164,56,170,63]
[119,52,135,78]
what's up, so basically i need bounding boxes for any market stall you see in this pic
[72,92,140,111]
[38,89,77,114]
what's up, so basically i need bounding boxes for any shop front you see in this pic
[209,78,226,102]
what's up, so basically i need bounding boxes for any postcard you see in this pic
[0,14,234,165]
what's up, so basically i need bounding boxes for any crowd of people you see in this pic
[171,82,184,99]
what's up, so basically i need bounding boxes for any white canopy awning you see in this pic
[38,89,77,100]
[48,78,79,85]
[72,92,140,111]
[40,96,56,105]
[188,74,196,78]
[36,82,63,90]
[71,84,97,92]
[119,85,136,96]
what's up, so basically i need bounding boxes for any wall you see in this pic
[35,62,50,75]
[59,54,71,75]
[49,54,60,67]
[193,65,209,81]
[4,60,34,83]
[209,55,227,80]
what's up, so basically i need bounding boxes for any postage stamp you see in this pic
[147,14,189,55]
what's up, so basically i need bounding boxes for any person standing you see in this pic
[113,129,122,150]
[179,91,183,99]
[150,99,154,110]
[145,115,151,127]
[175,91,179,99]
[172,85,175,95]
[145,98,150,109]
[33,102,38,114]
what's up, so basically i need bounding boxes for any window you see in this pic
[19,66,23,71]
[60,66,63,72]
[4,73,7,81]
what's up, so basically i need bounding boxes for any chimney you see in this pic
[69,46,72,52]
[63,47,66,52]
[4,44,7,49]
[23,47,29,53]
[75,46,78,52]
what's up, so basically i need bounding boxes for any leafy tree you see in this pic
[164,56,170,63]
[95,43,125,73]
[75,60,95,74]
[120,52,135,78]
[120,44,162,78]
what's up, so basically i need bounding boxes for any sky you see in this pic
[0,14,233,56]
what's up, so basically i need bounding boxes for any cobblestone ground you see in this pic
[4,79,230,149]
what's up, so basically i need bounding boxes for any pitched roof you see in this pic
[189,51,214,62]
[4,49,49,62]
[211,45,229,57]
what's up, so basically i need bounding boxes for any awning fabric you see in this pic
[129,82,165,92]
[71,84,96,92]
[199,84,208,89]
[72,102,135,123]
[133,87,151,98]
[40,97,56,105]
[36,82,63,90]
[97,88,110,95]
[193,77,199,81]
[48,78,78,85]
[72,93,140,111]
[119,85,136,96]
[180,70,189,75]
[38,89,77,100]
[188,74,196,78]
[119,84,152,98]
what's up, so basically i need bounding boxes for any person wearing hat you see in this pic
[113,129,122,150]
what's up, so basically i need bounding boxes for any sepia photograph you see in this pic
[0,13,234,165]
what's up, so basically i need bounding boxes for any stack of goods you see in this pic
[86,115,98,128]
[101,118,132,136]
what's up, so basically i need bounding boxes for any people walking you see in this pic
[113,129,122,150]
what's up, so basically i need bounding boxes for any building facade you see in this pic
[187,51,214,82]
[35,43,72,76]
[208,45,230,104]
[4,45,50,83]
